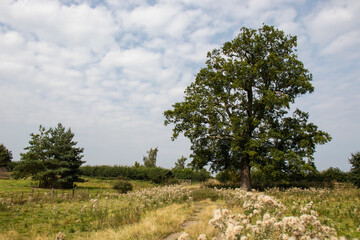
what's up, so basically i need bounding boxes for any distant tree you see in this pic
[320,167,349,183]
[349,151,360,188]
[173,156,187,170]
[164,25,331,190]
[0,144,13,169]
[134,161,141,168]
[143,147,158,168]
[13,123,85,189]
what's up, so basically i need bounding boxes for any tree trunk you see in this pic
[240,156,251,191]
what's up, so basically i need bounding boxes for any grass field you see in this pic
[0,178,359,240]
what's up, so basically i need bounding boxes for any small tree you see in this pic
[143,147,158,168]
[173,156,187,170]
[0,144,13,169]
[13,123,85,189]
[349,151,360,188]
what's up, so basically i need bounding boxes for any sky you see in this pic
[0,0,359,171]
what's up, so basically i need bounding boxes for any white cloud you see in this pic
[305,0,360,45]
[321,30,360,60]
[0,0,117,53]
[0,0,359,170]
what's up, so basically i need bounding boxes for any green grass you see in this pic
[1,178,360,239]
[265,187,360,238]
[0,178,35,192]
[0,178,189,240]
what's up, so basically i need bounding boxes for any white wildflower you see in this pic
[178,232,190,240]
[198,234,207,240]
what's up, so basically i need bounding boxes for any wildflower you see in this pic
[55,232,66,240]
[253,209,260,215]
[242,219,249,225]
[178,232,190,240]
[282,233,289,240]
[263,213,271,221]
[225,223,243,240]
[198,234,207,240]
[274,221,284,231]
[310,210,319,217]
[81,205,87,213]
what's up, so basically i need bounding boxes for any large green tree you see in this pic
[164,25,331,190]
[0,144,13,169]
[13,123,84,188]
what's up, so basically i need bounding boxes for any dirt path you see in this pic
[162,202,205,240]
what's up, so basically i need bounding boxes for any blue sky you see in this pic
[0,0,359,171]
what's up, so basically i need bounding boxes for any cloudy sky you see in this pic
[0,0,359,171]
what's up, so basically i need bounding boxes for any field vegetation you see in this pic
[0,177,359,240]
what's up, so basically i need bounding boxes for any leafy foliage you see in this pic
[113,180,133,193]
[0,144,13,169]
[13,123,84,189]
[349,151,360,188]
[319,167,350,183]
[80,165,172,184]
[143,147,158,168]
[164,25,331,190]
[172,168,211,182]
[173,156,187,170]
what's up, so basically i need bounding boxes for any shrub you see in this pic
[215,169,240,183]
[80,165,173,184]
[319,167,350,182]
[172,168,211,182]
[113,180,133,193]
[190,188,219,201]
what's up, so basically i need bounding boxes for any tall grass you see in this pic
[0,182,192,240]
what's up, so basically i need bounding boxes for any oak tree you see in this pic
[164,25,331,190]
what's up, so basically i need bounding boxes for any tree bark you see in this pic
[240,156,251,191]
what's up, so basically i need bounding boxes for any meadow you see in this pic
[0,178,359,240]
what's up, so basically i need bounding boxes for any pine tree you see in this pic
[13,123,84,188]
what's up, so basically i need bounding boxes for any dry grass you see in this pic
[74,203,194,240]
[184,199,222,239]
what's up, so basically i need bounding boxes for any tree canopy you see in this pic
[13,123,84,189]
[0,144,13,169]
[173,156,187,170]
[164,25,331,190]
[143,147,158,168]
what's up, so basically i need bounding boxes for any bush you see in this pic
[190,188,219,201]
[319,167,350,182]
[215,170,240,183]
[80,165,173,184]
[113,180,133,193]
[172,168,211,182]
